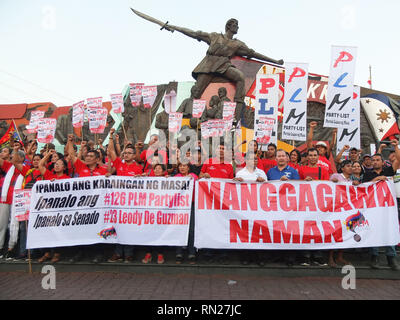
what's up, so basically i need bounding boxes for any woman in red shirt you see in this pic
[141,164,168,265]
[288,149,302,171]
[36,150,69,263]
[174,162,197,264]
[39,150,70,181]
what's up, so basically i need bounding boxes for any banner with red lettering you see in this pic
[27,176,193,249]
[254,74,279,145]
[282,62,309,141]
[193,99,206,118]
[195,179,400,250]
[142,86,157,109]
[72,101,85,128]
[168,112,183,133]
[129,83,144,107]
[324,45,358,129]
[110,93,124,114]
[26,111,45,134]
[12,190,32,222]
[37,118,57,144]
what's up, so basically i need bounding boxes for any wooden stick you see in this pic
[120,113,128,141]
[25,219,32,274]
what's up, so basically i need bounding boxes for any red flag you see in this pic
[0,122,19,149]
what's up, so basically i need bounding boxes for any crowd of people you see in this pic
[0,123,399,270]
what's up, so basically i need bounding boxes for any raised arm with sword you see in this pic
[130,8,284,122]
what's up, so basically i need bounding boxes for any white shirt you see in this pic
[236,167,268,182]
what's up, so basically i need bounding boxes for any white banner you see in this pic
[37,118,57,144]
[27,176,194,249]
[168,112,183,133]
[12,189,32,222]
[142,85,157,109]
[129,83,144,107]
[26,111,45,134]
[254,74,279,145]
[110,93,124,114]
[86,97,103,109]
[282,62,309,141]
[193,99,206,118]
[72,101,85,128]
[195,179,400,250]
[336,86,361,154]
[164,90,177,114]
[324,45,358,128]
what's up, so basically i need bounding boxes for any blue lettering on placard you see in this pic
[334,73,349,88]
[258,98,274,115]
[289,88,302,103]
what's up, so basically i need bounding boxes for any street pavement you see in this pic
[1,271,400,300]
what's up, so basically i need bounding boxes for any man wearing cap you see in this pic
[334,145,361,165]
[314,141,333,175]
[362,154,373,173]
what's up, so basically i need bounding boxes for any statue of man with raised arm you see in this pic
[131,10,284,121]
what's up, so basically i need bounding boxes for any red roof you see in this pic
[0,104,28,120]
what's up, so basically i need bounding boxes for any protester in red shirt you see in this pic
[66,134,108,263]
[298,147,329,267]
[35,150,69,263]
[106,129,139,263]
[136,134,168,171]
[199,142,233,264]
[174,162,198,264]
[200,143,234,179]
[288,149,302,171]
[107,128,143,177]
[14,154,44,189]
[66,134,108,177]
[38,150,70,181]
[299,148,330,181]
[141,163,169,265]
[0,150,24,260]
[260,143,277,174]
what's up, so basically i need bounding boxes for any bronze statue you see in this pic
[155,101,170,140]
[131,9,284,121]
[201,95,222,122]
[177,86,198,118]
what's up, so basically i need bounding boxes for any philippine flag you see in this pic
[360,94,400,141]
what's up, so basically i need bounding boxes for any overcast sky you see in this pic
[0,0,399,106]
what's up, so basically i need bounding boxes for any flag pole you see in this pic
[369,65,372,89]
[12,119,27,153]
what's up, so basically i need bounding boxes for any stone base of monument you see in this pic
[1,247,399,280]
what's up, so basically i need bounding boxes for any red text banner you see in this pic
[27,176,193,249]
[195,179,400,250]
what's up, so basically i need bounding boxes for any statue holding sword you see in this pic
[130,8,284,122]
